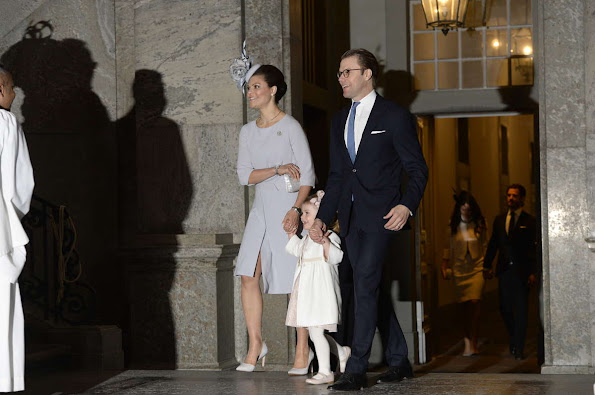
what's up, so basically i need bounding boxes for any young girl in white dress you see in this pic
[285,191,351,385]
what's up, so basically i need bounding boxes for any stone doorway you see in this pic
[416,112,542,372]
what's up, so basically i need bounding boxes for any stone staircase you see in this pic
[25,319,124,371]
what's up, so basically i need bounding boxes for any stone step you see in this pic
[24,322,124,370]
[25,343,72,370]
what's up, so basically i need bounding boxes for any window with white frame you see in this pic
[410,0,533,91]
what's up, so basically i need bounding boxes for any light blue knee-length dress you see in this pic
[235,115,315,294]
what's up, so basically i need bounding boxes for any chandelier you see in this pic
[420,0,488,35]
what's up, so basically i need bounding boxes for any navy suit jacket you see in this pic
[317,94,428,236]
[484,210,537,279]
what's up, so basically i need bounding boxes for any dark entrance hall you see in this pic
[415,288,541,374]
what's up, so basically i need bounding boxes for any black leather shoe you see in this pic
[328,372,367,391]
[376,366,413,383]
[510,345,517,356]
[514,351,525,360]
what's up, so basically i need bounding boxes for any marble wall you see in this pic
[538,0,595,374]
[130,0,244,235]
[0,0,120,324]
[0,0,298,370]
[0,0,251,369]
[117,0,247,368]
[126,243,238,369]
[586,0,595,372]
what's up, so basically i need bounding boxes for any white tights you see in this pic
[308,328,346,376]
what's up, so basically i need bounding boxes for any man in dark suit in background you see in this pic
[484,184,537,360]
[310,48,428,391]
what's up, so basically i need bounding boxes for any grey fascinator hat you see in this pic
[229,40,260,94]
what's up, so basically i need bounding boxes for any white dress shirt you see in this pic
[343,90,377,154]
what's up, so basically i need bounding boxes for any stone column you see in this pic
[583,0,595,372]
[117,0,245,369]
[538,0,595,374]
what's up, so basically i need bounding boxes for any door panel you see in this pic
[415,115,436,364]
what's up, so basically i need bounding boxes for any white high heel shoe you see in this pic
[236,341,268,372]
[288,348,314,376]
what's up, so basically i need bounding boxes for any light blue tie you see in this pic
[347,101,360,163]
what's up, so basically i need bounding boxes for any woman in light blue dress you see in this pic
[235,65,315,373]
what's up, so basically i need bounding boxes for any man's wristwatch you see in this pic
[290,206,301,215]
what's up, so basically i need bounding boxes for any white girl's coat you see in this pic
[286,232,343,327]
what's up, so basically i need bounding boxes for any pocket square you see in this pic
[371,130,386,135]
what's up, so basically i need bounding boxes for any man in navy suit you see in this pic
[484,184,537,360]
[311,48,428,391]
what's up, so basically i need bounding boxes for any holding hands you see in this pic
[308,220,331,260]
[282,209,300,235]
[483,268,494,280]
[309,219,327,244]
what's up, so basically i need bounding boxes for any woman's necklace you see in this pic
[257,110,282,126]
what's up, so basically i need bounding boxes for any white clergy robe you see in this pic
[0,109,34,393]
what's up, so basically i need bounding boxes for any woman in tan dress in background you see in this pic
[441,191,487,356]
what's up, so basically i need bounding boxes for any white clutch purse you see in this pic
[283,174,301,193]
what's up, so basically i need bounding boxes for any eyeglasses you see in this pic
[336,68,364,79]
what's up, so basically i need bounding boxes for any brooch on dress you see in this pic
[277,131,282,136]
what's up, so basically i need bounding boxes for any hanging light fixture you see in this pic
[420,0,488,36]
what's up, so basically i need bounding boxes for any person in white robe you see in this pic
[0,68,34,393]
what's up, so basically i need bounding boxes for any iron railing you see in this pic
[20,195,96,325]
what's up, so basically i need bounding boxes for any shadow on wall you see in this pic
[379,69,419,111]
[116,69,193,368]
[0,21,122,386]
[0,24,118,326]
[497,86,538,113]
[124,69,193,234]
[2,22,110,133]
[1,22,193,371]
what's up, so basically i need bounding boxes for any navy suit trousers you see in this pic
[343,205,411,373]
[498,268,529,353]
